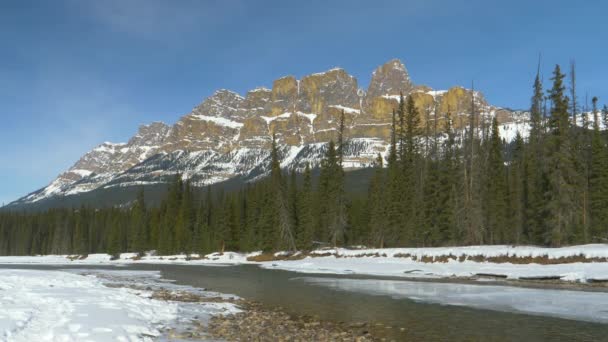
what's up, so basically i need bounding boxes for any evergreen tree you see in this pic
[385,109,403,245]
[589,96,608,241]
[318,140,347,247]
[525,68,548,244]
[297,164,315,250]
[545,64,578,246]
[130,189,147,254]
[270,133,296,251]
[368,154,388,247]
[508,132,526,243]
[483,117,509,243]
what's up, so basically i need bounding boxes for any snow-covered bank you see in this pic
[0,270,176,341]
[306,244,608,260]
[263,245,608,283]
[263,254,608,283]
[0,244,607,283]
[0,269,241,342]
[0,251,253,265]
[299,277,608,324]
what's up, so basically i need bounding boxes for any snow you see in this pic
[0,251,255,266]
[0,268,242,341]
[249,87,271,93]
[190,115,244,129]
[311,67,344,76]
[93,143,127,154]
[260,112,292,125]
[0,269,178,341]
[1,245,608,283]
[296,112,317,125]
[328,105,361,114]
[212,89,244,100]
[280,145,305,168]
[69,169,93,177]
[261,245,608,283]
[426,90,447,97]
[499,117,531,143]
[574,111,607,130]
[381,94,402,101]
[299,277,608,323]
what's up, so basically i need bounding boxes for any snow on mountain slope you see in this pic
[8,59,531,208]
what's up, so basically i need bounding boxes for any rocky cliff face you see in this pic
[9,59,525,207]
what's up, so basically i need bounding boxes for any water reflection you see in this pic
[298,277,608,324]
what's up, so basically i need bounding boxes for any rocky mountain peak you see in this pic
[128,122,171,147]
[366,58,413,101]
[191,89,246,120]
[9,58,524,209]
[297,67,359,114]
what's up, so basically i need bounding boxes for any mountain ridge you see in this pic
[7,58,524,208]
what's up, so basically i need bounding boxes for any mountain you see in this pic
[6,59,526,210]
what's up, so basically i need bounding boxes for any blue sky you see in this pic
[0,0,606,204]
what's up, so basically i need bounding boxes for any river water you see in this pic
[1,264,607,341]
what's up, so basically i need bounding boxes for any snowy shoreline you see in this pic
[0,244,607,284]
[0,269,240,342]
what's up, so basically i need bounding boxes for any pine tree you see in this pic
[297,163,315,250]
[318,140,347,247]
[508,132,526,243]
[400,94,422,245]
[589,96,608,241]
[545,64,578,246]
[525,68,548,244]
[270,133,296,251]
[288,169,299,240]
[440,109,460,243]
[159,174,182,254]
[368,154,388,247]
[385,109,403,245]
[72,206,88,255]
[483,117,508,244]
[130,189,147,254]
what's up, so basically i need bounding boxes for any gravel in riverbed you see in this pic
[206,301,378,342]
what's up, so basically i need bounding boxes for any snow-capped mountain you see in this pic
[7,59,525,208]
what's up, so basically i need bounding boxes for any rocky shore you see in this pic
[154,287,380,341]
[206,300,378,341]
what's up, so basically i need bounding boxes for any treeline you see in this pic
[1,63,608,256]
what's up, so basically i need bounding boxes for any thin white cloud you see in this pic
[0,64,139,202]
[69,0,246,41]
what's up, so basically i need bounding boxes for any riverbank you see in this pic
[0,267,380,341]
[1,244,607,286]
[2,263,608,341]
[0,269,229,341]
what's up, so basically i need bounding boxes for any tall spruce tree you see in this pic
[483,117,509,244]
[508,132,526,243]
[368,154,388,247]
[545,64,578,246]
[386,109,403,246]
[525,67,548,243]
[270,133,296,251]
[297,164,315,250]
[589,96,608,241]
[130,189,147,254]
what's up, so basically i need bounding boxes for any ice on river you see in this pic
[299,277,608,324]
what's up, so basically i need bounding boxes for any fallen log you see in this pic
[474,273,508,279]
[518,275,562,281]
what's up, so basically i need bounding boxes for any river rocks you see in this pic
[207,301,377,342]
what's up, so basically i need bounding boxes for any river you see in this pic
[1,264,606,341]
